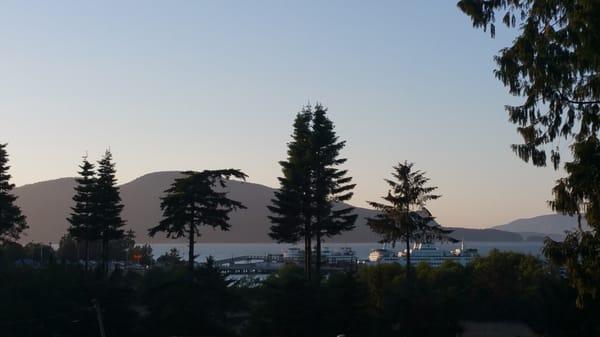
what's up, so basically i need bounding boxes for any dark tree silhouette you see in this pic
[129,243,153,266]
[67,155,99,271]
[366,162,453,279]
[156,247,183,266]
[141,258,237,336]
[543,137,600,306]
[94,150,125,275]
[269,104,356,281]
[458,0,600,304]
[0,143,27,242]
[149,169,247,273]
[311,105,356,279]
[269,108,314,278]
[458,0,600,168]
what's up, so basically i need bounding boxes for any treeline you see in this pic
[0,231,155,267]
[0,250,597,337]
[1,101,600,336]
[0,104,451,280]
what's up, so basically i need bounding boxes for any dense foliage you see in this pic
[1,245,598,337]
[458,0,600,168]
[458,0,600,305]
[56,231,137,265]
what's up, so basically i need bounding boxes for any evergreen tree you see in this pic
[66,155,98,270]
[56,234,80,262]
[156,247,183,266]
[458,0,600,304]
[149,169,247,274]
[543,137,600,306]
[458,0,600,168]
[269,104,356,281]
[269,108,314,279]
[0,143,27,242]
[366,162,453,279]
[310,104,357,278]
[94,150,125,275]
[113,228,135,261]
[129,243,154,266]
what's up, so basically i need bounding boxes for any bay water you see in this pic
[147,241,545,262]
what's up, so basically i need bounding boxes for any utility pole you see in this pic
[92,299,106,337]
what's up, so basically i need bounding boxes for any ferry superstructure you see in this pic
[367,241,478,267]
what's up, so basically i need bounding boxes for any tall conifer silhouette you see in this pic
[269,108,314,278]
[67,155,99,270]
[0,143,27,242]
[149,169,247,274]
[367,162,453,279]
[269,104,356,280]
[310,104,356,278]
[94,150,125,275]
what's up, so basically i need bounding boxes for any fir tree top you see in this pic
[67,155,100,242]
[95,150,125,241]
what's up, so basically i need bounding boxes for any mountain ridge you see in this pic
[493,213,589,236]
[11,171,566,244]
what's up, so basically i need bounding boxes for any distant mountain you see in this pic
[14,178,77,244]
[448,228,523,242]
[14,172,380,244]
[13,172,527,244]
[493,214,589,238]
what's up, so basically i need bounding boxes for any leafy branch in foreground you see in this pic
[458,0,600,306]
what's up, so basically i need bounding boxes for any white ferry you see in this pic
[367,246,399,264]
[367,241,478,267]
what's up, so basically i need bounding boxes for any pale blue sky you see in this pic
[1,1,565,228]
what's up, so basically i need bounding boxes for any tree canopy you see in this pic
[269,104,356,280]
[67,155,99,269]
[149,169,247,273]
[94,150,126,274]
[367,161,454,277]
[458,0,600,168]
[458,0,600,305]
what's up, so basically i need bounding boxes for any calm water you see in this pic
[147,241,545,262]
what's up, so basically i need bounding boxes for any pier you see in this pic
[214,254,284,275]
[213,253,357,275]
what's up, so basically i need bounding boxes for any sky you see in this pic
[0,1,567,229]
